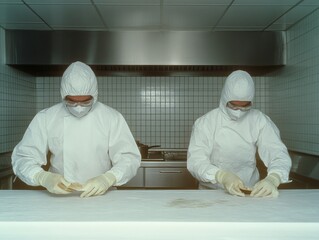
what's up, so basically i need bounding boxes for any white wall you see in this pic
[269,9,319,156]
[0,28,36,153]
[3,7,319,154]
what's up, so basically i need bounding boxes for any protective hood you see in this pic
[219,70,255,119]
[60,61,98,104]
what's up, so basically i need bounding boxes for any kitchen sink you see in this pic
[143,151,164,161]
[142,149,187,161]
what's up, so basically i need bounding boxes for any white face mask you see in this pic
[67,105,92,118]
[226,108,249,121]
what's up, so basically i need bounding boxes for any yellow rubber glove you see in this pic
[34,170,73,194]
[251,173,281,198]
[216,170,245,197]
[80,172,116,198]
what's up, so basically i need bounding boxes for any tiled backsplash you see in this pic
[36,75,269,149]
[0,65,36,152]
[0,29,36,153]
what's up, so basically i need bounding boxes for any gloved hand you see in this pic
[216,170,245,197]
[34,170,73,194]
[80,172,116,198]
[251,173,281,198]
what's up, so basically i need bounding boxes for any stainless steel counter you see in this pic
[141,160,186,168]
[136,150,192,189]
[121,161,196,189]
[290,151,319,180]
[0,189,319,239]
[0,152,13,189]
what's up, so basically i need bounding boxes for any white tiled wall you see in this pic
[36,75,269,149]
[0,28,36,153]
[268,9,319,156]
[4,5,319,154]
[0,69,36,152]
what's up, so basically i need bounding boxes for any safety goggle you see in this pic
[227,102,252,111]
[64,98,93,107]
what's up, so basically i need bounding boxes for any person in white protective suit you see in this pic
[187,70,291,198]
[12,61,141,198]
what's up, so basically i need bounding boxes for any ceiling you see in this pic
[0,0,319,32]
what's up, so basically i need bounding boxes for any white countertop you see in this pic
[1,189,319,239]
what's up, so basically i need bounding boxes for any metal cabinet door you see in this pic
[121,168,144,188]
[0,168,13,190]
[145,167,197,189]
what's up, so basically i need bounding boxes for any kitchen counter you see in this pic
[141,160,186,167]
[0,189,319,239]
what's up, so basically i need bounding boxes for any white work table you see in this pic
[0,189,319,240]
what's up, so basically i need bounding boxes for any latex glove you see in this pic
[216,170,245,197]
[34,170,73,194]
[80,172,116,198]
[251,173,281,198]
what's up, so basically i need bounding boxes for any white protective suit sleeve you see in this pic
[257,115,292,183]
[106,113,141,186]
[187,118,219,184]
[12,111,49,186]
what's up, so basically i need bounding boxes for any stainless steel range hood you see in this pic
[5,30,286,76]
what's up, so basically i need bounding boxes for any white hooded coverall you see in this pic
[187,70,291,189]
[12,61,141,186]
